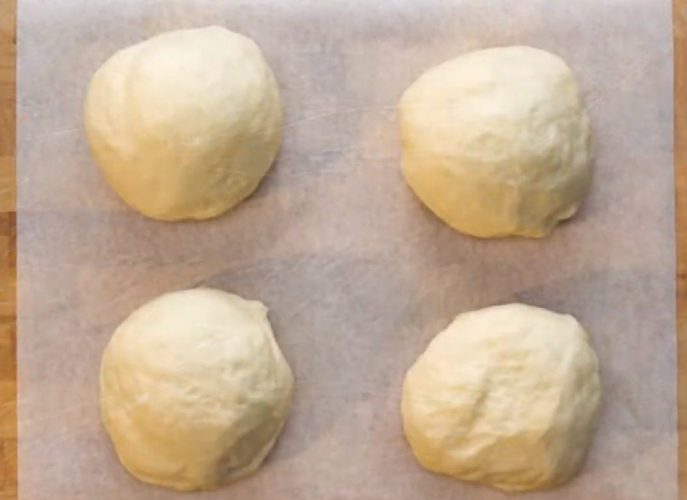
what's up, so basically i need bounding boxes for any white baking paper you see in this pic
[17,1,676,498]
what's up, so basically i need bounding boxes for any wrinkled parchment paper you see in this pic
[17,1,676,498]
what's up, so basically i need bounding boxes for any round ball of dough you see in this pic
[84,26,282,221]
[400,46,592,238]
[402,303,601,492]
[100,288,294,491]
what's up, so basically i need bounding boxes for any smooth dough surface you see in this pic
[100,288,294,491]
[402,303,601,492]
[84,26,282,221]
[400,46,592,238]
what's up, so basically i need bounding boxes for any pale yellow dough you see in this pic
[100,288,294,491]
[402,303,601,492]
[84,26,282,221]
[400,46,592,238]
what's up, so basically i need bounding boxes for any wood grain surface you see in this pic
[0,0,16,497]
[0,1,684,498]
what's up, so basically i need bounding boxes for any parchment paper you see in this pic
[16,1,676,498]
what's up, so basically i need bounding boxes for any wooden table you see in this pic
[0,0,16,497]
[0,1,685,498]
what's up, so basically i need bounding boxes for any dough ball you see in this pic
[84,26,282,221]
[402,303,601,492]
[400,46,592,238]
[100,288,294,491]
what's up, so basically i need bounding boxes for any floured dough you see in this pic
[100,288,294,491]
[84,26,282,221]
[402,303,601,492]
[400,46,592,238]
